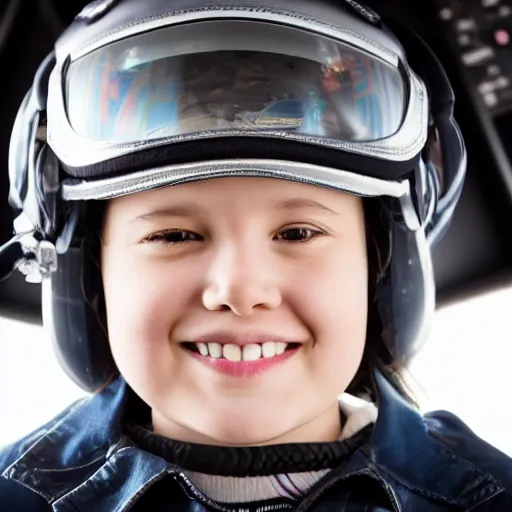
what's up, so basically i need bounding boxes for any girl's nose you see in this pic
[202,244,282,317]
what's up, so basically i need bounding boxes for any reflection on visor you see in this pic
[66,20,405,144]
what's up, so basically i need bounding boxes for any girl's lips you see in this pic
[184,345,301,378]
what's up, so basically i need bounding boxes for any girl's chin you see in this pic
[165,412,298,446]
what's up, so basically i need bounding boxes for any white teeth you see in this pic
[197,343,209,357]
[262,342,276,358]
[195,341,293,360]
[243,344,262,361]
[223,344,242,362]
[208,342,222,359]
[276,342,287,355]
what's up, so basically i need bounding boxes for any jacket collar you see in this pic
[2,378,134,505]
[366,370,504,509]
[2,370,503,511]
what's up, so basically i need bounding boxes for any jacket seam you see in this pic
[426,428,506,494]
[368,458,461,506]
[122,470,172,510]
[36,453,106,473]
[1,398,89,478]
[466,488,507,512]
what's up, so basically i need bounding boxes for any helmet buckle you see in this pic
[18,241,58,284]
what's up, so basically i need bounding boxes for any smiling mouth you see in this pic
[181,341,301,362]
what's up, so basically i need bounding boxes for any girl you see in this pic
[0,0,511,510]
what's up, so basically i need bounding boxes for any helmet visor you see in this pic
[65,19,406,144]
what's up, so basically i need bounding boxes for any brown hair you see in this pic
[344,198,419,408]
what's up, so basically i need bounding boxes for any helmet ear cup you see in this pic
[44,220,117,392]
[7,47,118,391]
[81,202,109,346]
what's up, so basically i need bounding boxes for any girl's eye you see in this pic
[275,227,324,243]
[142,227,323,245]
[143,230,202,245]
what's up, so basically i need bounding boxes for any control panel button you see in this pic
[438,0,512,111]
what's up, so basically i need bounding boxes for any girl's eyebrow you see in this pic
[276,198,339,216]
[128,205,201,223]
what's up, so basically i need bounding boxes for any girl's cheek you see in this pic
[297,254,367,334]
[113,260,203,337]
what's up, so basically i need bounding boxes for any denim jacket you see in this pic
[1,370,511,511]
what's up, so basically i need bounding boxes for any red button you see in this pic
[494,29,510,45]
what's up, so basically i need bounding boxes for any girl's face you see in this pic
[101,177,368,446]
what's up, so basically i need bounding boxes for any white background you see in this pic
[1,286,511,455]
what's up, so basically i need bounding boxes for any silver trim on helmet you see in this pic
[46,8,429,168]
[61,158,411,201]
[70,7,399,66]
